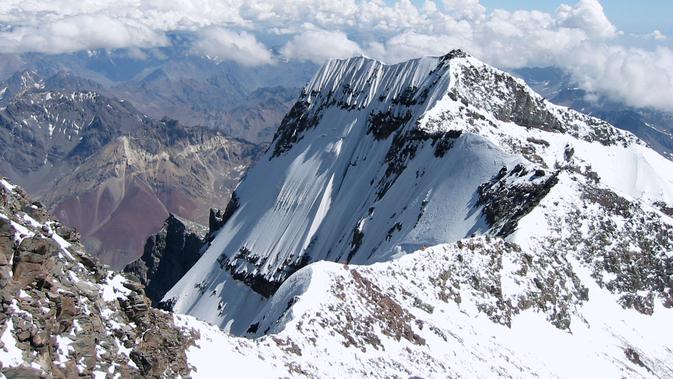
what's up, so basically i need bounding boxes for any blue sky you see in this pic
[468,0,672,34]
[398,0,672,34]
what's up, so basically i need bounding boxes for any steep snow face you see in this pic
[165,50,673,335]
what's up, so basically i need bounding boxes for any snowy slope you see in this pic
[3,170,671,378]
[177,172,673,378]
[180,234,673,378]
[164,48,673,355]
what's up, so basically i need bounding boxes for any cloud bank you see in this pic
[280,30,362,63]
[193,27,273,66]
[0,15,168,54]
[1,0,672,112]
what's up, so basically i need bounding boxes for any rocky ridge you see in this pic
[163,50,672,333]
[158,50,673,379]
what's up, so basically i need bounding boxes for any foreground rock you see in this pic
[0,178,197,377]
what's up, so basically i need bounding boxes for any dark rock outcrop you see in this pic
[209,208,227,235]
[218,248,311,299]
[124,214,206,305]
[208,191,240,240]
[270,98,321,157]
[477,164,559,236]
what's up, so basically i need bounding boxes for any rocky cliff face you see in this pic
[124,214,206,306]
[0,72,261,268]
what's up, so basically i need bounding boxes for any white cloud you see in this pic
[556,0,618,38]
[0,0,671,112]
[442,0,485,20]
[0,14,167,54]
[193,27,273,66]
[475,9,588,68]
[281,29,362,63]
[365,32,469,64]
[650,30,668,41]
[563,45,673,111]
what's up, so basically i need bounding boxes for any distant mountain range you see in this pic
[0,70,260,268]
[1,46,317,143]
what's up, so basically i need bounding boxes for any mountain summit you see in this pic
[158,50,673,376]
[165,46,673,334]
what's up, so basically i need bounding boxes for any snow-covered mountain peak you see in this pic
[4,49,673,377]
[165,50,673,342]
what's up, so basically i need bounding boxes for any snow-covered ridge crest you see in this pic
[271,49,637,158]
[231,235,673,378]
[304,54,442,108]
[165,49,673,337]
